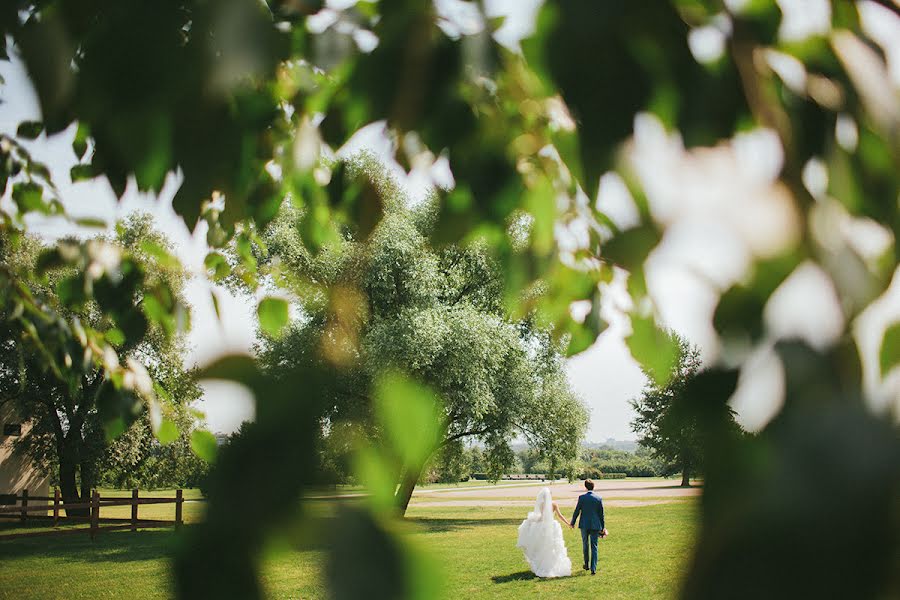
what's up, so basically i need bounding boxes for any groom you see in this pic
[570,479,606,575]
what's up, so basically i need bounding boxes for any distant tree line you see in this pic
[419,443,668,484]
[577,447,666,478]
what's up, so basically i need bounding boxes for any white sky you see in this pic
[2,0,897,439]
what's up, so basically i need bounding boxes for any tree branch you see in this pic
[439,426,496,448]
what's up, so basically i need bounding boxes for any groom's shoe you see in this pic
[583,565,589,571]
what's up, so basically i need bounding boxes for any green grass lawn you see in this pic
[0,500,696,600]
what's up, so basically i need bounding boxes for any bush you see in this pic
[580,467,603,479]
[579,446,666,478]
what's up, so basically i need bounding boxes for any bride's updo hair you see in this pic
[584,479,595,490]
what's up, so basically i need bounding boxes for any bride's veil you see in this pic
[528,487,553,523]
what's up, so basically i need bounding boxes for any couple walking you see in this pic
[516,479,609,578]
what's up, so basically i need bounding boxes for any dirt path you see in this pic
[411,498,678,508]
[409,479,700,507]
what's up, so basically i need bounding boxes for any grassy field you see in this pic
[0,497,695,600]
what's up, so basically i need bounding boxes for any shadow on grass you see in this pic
[492,570,580,584]
[492,571,536,583]
[0,526,178,563]
[407,517,522,533]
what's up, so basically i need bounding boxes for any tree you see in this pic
[630,334,739,487]
[255,159,588,513]
[422,440,471,485]
[100,390,207,490]
[516,447,550,475]
[0,215,198,512]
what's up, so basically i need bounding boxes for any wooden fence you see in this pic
[0,488,185,540]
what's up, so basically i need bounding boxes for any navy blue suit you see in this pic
[570,490,605,573]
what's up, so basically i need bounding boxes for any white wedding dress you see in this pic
[516,488,572,578]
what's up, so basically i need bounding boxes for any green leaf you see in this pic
[105,328,126,346]
[524,177,556,255]
[565,323,597,356]
[29,161,52,182]
[56,275,88,308]
[116,308,149,342]
[199,355,262,390]
[153,381,173,403]
[16,121,44,140]
[626,314,680,388]
[374,372,442,469]
[35,247,67,273]
[713,284,765,342]
[235,233,257,271]
[191,430,218,462]
[143,294,169,326]
[602,224,660,273]
[204,252,231,281]
[713,253,799,342]
[879,322,900,377]
[96,381,142,441]
[258,296,289,338]
[11,182,47,214]
[70,163,98,182]
[210,289,222,321]
[353,447,397,513]
[16,13,75,132]
[74,216,108,228]
[140,240,180,269]
[72,122,90,160]
[156,418,179,445]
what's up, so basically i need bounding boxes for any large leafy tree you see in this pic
[0,214,198,512]
[630,335,738,487]
[255,159,588,513]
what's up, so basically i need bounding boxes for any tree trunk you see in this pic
[394,464,423,516]
[80,459,93,507]
[58,457,89,517]
[58,458,79,502]
[57,433,90,517]
[680,467,691,488]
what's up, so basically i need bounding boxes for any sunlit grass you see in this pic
[0,499,696,599]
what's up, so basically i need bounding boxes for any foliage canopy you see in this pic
[255,159,587,511]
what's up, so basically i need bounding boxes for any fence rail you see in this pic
[0,488,185,540]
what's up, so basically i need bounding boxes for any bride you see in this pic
[516,488,573,578]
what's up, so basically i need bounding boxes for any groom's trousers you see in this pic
[581,529,600,573]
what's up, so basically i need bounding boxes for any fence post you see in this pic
[131,489,139,532]
[53,487,60,526]
[90,489,99,541]
[20,489,28,523]
[175,489,183,530]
